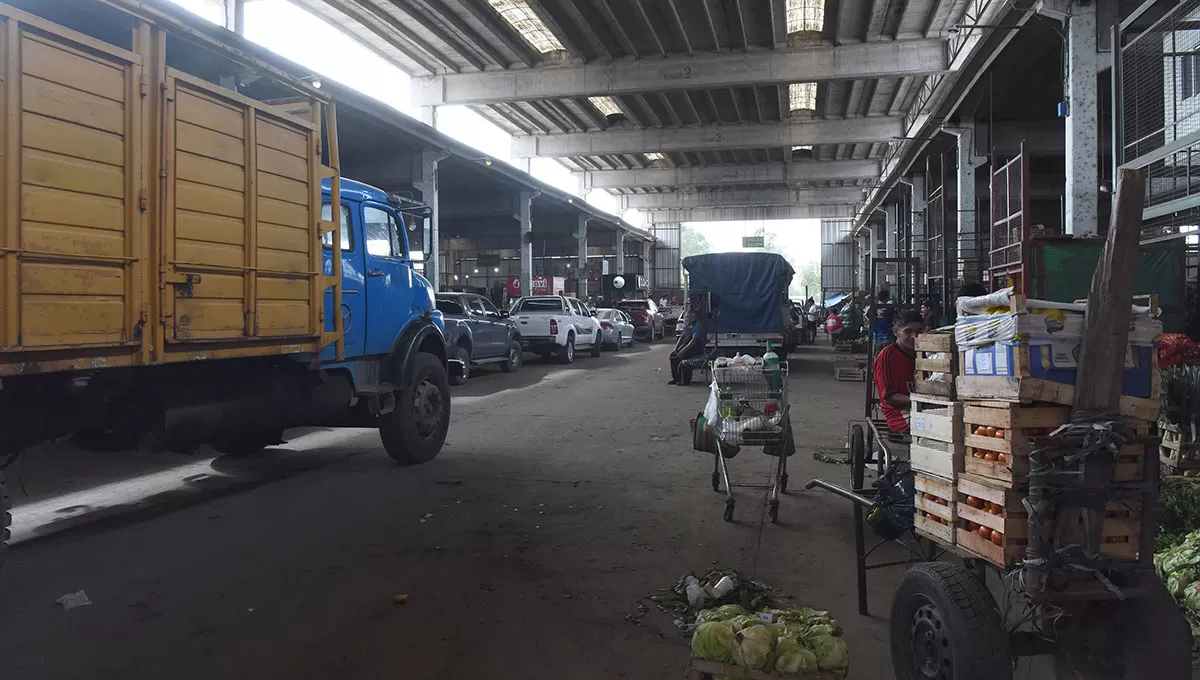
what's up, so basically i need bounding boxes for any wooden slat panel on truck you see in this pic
[0,2,341,375]
[8,28,139,348]
[165,70,319,343]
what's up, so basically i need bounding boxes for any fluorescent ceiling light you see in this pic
[789,83,816,111]
[786,0,825,33]
[792,145,813,152]
[644,153,665,162]
[487,0,565,54]
[589,96,621,116]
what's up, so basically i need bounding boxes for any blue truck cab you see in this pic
[316,178,453,464]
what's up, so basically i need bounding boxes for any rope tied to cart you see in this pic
[1018,410,1149,597]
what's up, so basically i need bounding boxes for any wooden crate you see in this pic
[909,395,964,480]
[963,401,1148,486]
[687,659,847,679]
[914,328,957,398]
[956,343,1160,422]
[914,472,955,545]
[954,473,1141,568]
[834,361,865,382]
[1160,423,1200,473]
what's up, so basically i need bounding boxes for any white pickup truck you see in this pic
[512,296,603,363]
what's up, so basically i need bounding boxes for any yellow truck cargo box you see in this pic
[0,4,340,376]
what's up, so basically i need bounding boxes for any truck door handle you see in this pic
[367,269,384,277]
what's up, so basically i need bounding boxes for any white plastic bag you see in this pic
[704,380,720,422]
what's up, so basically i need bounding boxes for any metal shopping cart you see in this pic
[709,361,795,523]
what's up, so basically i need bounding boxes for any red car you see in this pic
[616,299,666,342]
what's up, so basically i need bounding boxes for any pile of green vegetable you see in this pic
[1161,365,1200,442]
[690,604,850,675]
[1155,528,1200,651]
[1159,477,1200,553]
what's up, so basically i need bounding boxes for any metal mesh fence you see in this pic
[820,220,856,295]
[1121,0,1200,218]
[650,223,681,292]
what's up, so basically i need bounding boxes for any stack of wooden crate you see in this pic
[949,335,1155,568]
[909,329,963,546]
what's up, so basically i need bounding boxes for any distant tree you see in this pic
[681,225,712,258]
[792,262,822,299]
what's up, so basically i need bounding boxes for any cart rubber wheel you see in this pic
[723,499,734,522]
[850,424,866,491]
[779,473,789,493]
[890,562,1012,680]
[1050,577,1191,680]
[768,500,779,524]
[711,472,720,493]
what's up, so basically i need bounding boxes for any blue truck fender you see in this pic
[382,317,458,388]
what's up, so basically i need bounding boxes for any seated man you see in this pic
[872,310,924,434]
[669,309,708,386]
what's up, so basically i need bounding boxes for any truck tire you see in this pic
[380,353,450,465]
[890,562,1011,680]
[0,469,9,570]
[450,346,471,385]
[501,342,522,373]
[590,335,602,357]
[560,335,575,364]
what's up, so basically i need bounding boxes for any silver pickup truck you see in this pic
[511,295,603,364]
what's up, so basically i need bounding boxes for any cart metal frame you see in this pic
[708,362,793,524]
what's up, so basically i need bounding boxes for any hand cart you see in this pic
[807,420,1191,680]
[709,362,794,524]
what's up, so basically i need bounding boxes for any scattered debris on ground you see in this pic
[56,590,92,610]
[644,568,789,635]
[811,450,849,465]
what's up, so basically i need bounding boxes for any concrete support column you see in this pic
[857,233,870,292]
[576,215,589,299]
[224,0,245,35]
[412,149,446,291]
[1065,1,1099,235]
[909,175,927,292]
[518,191,535,298]
[616,232,626,275]
[514,157,531,174]
[419,105,438,128]
[946,123,987,284]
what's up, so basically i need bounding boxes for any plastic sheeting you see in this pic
[684,252,795,335]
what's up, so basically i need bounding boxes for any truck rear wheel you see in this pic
[380,353,450,465]
[559,335,575,364]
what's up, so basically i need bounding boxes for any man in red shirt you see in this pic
[873,310,924,434]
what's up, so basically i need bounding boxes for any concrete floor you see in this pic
[0,343,976,679]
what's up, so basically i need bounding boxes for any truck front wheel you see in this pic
[380,353,450,465]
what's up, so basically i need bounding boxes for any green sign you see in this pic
[742,236,765,248]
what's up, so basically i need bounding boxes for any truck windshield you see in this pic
[516,298,563,313]
[436,298,464,315]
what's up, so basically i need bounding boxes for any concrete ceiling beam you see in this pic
[647,205,858,222]
[513,117,903,157]
[619,187,865,210]
[584,160,880,189]
[412,39,948,106]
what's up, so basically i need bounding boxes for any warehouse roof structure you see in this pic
[286,0,1010,224]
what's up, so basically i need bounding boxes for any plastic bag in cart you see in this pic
[704,380,720,422]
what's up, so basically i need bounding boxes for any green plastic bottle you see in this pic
[763,342,783,393]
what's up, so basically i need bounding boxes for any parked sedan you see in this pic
[596,308,636,349]
[437,292,523,384]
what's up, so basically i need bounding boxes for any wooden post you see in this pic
[1063,167,1146,559]
[1074,167,1147,411]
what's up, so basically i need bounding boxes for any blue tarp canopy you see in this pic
[683,252,794,334]
[823,292,850,307]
